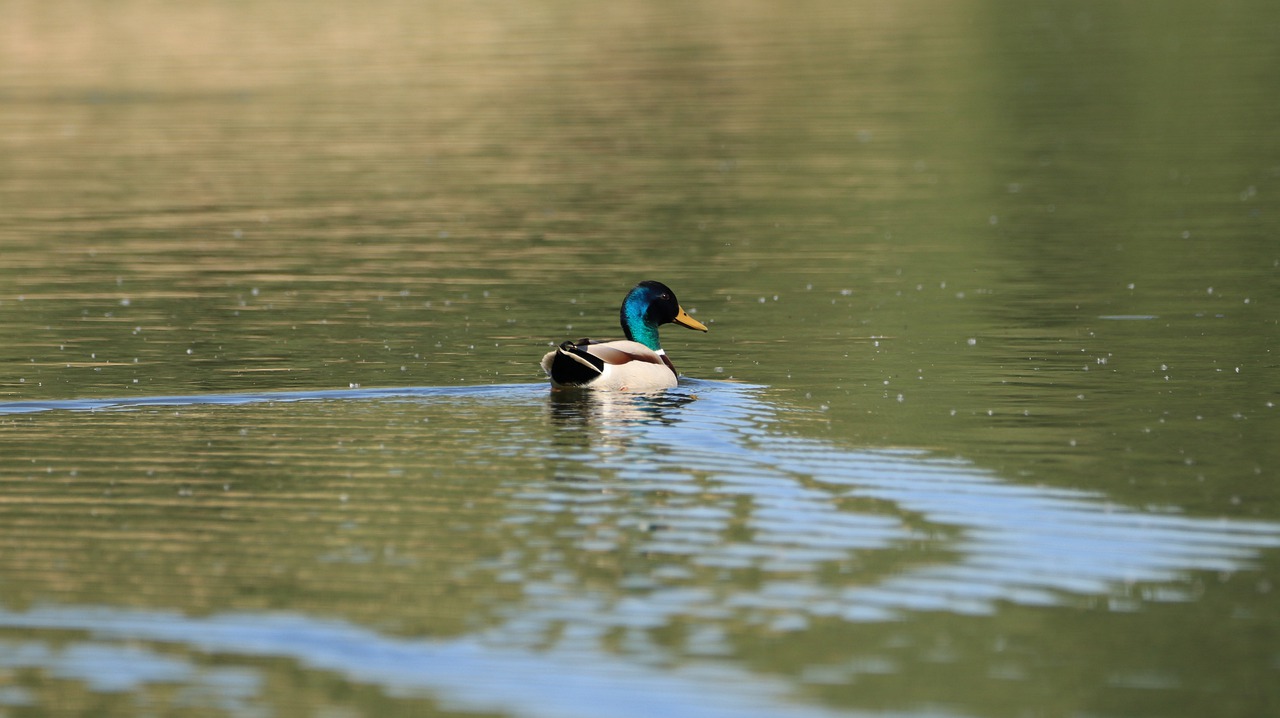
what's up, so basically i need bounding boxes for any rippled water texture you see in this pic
[2,383,1277,717]
[2,1,1279,717]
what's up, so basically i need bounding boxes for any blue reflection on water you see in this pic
[0,607,924,718]
[0,384,540,415]
[511,381,1280,630]
[1,381,1278,716]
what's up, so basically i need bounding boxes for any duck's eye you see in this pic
[659,293,671,300]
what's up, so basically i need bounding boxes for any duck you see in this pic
[541,280,708,391]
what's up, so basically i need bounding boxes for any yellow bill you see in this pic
[673,306,708,332]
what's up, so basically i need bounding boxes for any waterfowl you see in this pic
[541,280,708,391]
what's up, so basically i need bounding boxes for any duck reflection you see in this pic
[546,386,699,432]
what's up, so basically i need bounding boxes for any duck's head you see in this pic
[620,280,708,351]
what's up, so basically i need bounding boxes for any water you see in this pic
[2,2,1279,716]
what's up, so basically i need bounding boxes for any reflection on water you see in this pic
[507,383,1280,632]
[1,382,1276,716]
[0,383,534,416]
[0,606,890,718]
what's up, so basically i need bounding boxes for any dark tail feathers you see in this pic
[549,341,605,386]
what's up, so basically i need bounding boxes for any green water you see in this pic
[2,2,1278,716]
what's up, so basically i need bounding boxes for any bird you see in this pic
[541,280,708,391]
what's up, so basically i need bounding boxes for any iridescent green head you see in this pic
[619,280,708,351]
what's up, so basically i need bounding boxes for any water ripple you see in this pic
[1,380,1278,716]
[0,606,944,718]
[495,380,1280,636]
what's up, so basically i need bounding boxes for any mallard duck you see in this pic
[541,280,708,391]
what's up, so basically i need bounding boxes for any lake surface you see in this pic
[2,2,1279,716]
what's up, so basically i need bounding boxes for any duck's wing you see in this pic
[589,339,679,376]
[584,339,664,366]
